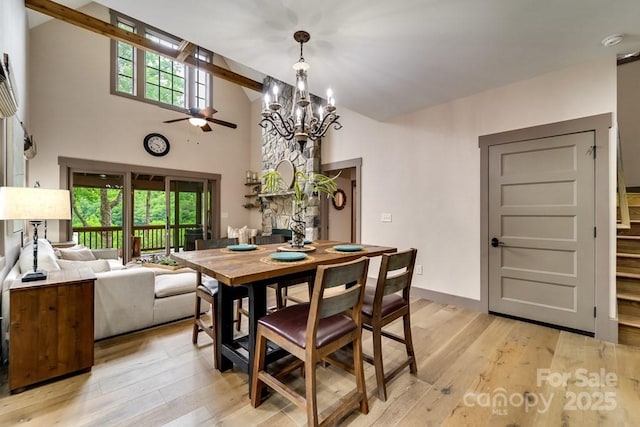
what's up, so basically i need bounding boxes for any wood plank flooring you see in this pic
[0,294,638,426]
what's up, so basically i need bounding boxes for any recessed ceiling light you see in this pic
[602,34,624,47]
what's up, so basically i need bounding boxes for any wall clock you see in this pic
[143,133,170,157]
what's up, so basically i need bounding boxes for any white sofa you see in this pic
[1,239,199,362]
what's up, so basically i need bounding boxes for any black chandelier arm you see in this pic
[270,109,297,135]
[260,118,295,140]
[309,113,341,139]
[259,108,299,140]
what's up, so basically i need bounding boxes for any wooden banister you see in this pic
[617,131,631,230]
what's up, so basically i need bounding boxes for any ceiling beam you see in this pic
[176,41,197,62]
[25,0,263,92]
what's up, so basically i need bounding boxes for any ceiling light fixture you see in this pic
[260,30,342,152]
[601,34,624,47]
[188,117,207,127]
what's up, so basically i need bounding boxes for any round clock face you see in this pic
[143,133,170,157]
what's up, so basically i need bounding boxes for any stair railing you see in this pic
[617,130,631,230]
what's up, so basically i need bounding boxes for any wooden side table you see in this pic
[9,268,96,393]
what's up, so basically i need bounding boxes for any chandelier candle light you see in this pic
[260,31,342,152]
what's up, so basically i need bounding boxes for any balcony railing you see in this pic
[73,224,201,253]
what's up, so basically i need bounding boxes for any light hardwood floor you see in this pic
[0,295,638,426]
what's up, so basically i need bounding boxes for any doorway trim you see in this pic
[321,158,362,242]
[479,113,615,343]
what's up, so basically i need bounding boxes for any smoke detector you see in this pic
[602,34,624,47]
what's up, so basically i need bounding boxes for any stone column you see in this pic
[260,76,322,239]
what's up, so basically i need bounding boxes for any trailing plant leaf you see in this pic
[261,168,339,205]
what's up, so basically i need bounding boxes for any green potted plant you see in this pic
[262,169,338,247]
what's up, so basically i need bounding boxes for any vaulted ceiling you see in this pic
[28,0,640,121]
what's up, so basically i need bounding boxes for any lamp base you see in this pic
[22,270,48,282]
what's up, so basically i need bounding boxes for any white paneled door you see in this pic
[488,132,595,333]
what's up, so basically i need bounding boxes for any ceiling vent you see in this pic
[0,53,19,118]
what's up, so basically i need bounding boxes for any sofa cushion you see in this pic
[57,259,111,273]
[106,259,125,271]
[19,239,61,274]
[227,225,257,244]
[91,248,119,260]
[59,247,96,261]
[154,272,197,298]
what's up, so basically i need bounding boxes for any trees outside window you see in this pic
[110,11,212,112]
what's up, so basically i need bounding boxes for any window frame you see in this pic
[109,10,213,113]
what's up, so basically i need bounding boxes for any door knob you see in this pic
[491,237,505,247]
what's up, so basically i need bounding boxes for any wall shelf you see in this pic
[243,181,262,209]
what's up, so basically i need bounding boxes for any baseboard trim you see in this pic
[411,287,485,313]
[598,317,618,344]
[410,288,619,344]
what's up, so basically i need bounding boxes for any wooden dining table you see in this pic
[171,240,396,392]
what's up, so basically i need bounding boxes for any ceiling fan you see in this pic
[163,106,237,132]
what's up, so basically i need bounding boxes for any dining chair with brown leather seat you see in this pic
[192,237,248,365]
[252,234,310,310]
[251,257,370,427]
[361,248,418,401]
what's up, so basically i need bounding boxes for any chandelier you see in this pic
[260,30,342,152]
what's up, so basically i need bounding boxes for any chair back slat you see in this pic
[321,260,368,289]
[375,248,417,305]
[385,249,415,272]
[319,285,362,319]
[307,257,369,340]
[195,237,238,250]
[383,273,410,296]
[253,234,286,245]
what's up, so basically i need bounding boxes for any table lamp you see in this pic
[0,186,71,282]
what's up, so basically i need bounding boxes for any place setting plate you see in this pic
[278,244,316,252]
[262,251,315,265]
[221,244,264,253]
[326,244,365,254]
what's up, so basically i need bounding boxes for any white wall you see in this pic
[27,3,255,241]
[318,57,617,307]
[618,60,640,187]
[0,0,29,279]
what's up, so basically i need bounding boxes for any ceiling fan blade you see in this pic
[201,123,212,132]
[163,117,190,123]
[200,107,218,117]
[206,117,238,129]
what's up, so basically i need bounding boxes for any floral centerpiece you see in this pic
[262,169,338,248]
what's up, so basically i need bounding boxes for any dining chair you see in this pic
[192,237,248,364]
[251,257,370,427]
[361,248,418,401]
[252,234,310,310]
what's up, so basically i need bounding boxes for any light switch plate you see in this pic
[221,212,229,218]
[381,213,392,223]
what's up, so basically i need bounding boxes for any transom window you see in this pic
[110,11,212,112]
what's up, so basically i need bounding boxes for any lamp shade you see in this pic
[0,187,71,220]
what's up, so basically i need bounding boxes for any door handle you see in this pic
[491,237,505,248]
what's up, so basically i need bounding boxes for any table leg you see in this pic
[216,282,234,372]
[247,283,267,396]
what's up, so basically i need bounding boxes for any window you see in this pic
[110,11,212,112]
[115,22,135,95]
[60,157,221,263]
